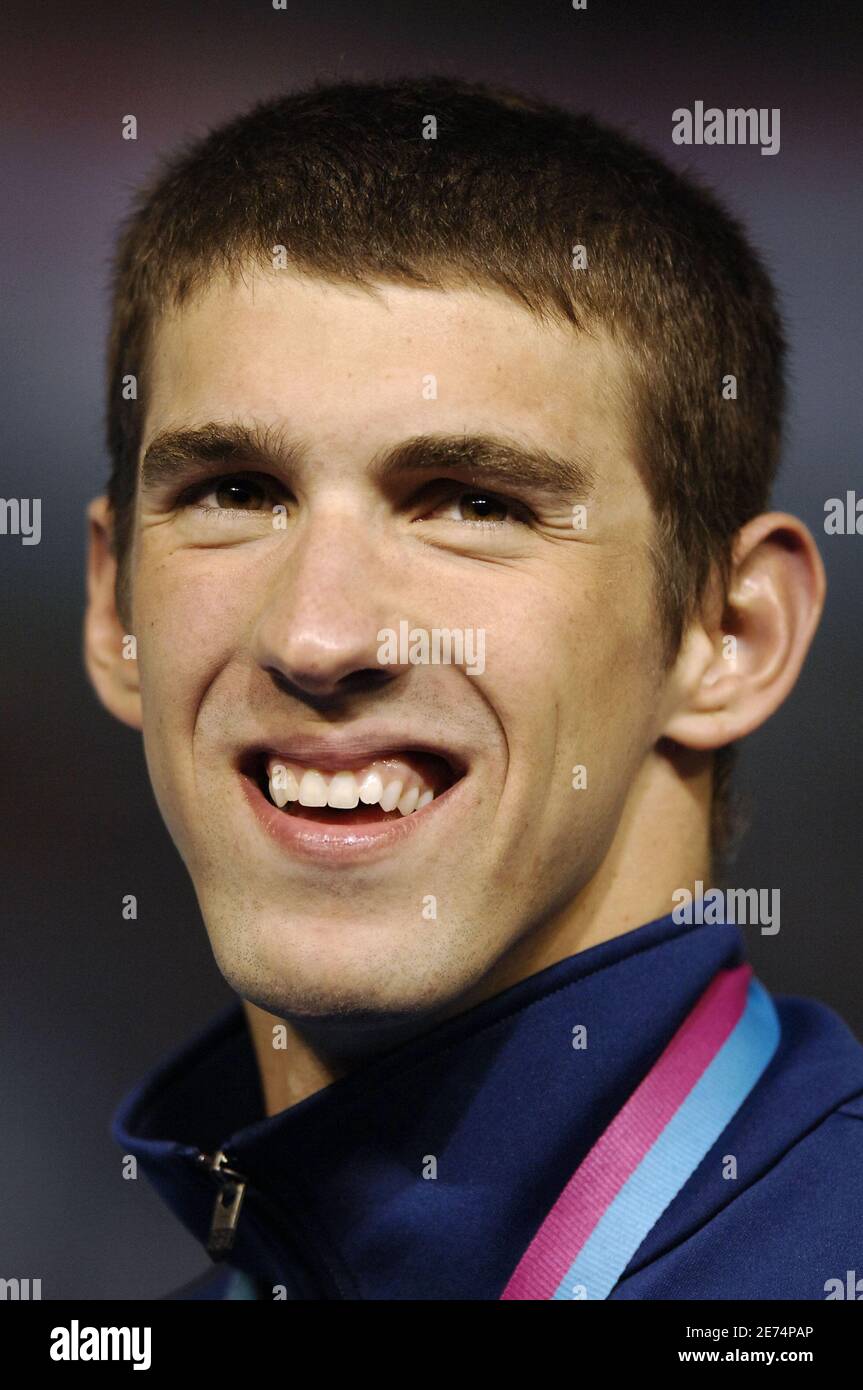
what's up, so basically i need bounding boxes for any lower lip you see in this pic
[240,769,469,865]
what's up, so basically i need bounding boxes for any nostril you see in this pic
[265,664,395,705]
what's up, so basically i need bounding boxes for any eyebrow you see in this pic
[140,421,596,503]
[370,434,596,503]
[140,421,307,489]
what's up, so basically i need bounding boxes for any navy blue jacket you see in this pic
[113,910,863,1299]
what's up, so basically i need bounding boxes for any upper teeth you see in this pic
[266,757,437,817]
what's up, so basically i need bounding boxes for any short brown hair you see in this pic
[104,76,786,862]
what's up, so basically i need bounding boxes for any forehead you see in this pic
[143,268,638,486]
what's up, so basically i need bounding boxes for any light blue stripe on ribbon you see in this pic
[554,979,781,1300]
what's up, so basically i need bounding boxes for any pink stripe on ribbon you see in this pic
[500,962,752,1300]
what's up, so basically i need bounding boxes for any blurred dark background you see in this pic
[1,0,860,1298]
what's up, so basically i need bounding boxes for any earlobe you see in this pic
[661,512,826,752]
[83,496,143,731]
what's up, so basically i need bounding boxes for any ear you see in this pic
[660,512,826,750]
[83,496,143,730]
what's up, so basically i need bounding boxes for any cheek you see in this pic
[131,558,251,851]
[565,596,663,779]
[504,567,660,771]
[133,554,251,726]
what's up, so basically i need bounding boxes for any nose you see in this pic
[251,504,410,703]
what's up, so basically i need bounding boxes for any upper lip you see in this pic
[237,727,470,779]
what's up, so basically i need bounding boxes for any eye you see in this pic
[213,477,266,509]
[428,487,532,527]
[180,473,279,513]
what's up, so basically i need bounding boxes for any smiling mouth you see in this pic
[242,749,461,827]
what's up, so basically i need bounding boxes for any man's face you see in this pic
[125,267,666,1022]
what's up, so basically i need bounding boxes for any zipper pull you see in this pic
[202,1149,248,1260]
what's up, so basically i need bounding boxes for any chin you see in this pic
[208,910,480,1025]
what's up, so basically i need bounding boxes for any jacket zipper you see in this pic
[198,1149,248,1260]
[195,1147,351,1298]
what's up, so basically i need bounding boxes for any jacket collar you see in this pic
[114,910,748,1298]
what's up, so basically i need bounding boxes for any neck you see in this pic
[245,745,714,1116]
